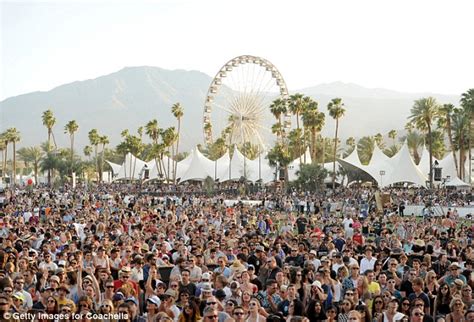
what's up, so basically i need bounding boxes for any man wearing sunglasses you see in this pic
[205,296,230,322]
[232,305,246,322]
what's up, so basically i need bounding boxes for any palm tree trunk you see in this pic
[333,120,338,191]
[3,144,7,181]
[296,114,302,164]
[167,148,171,184]
[132,154,137,183]
[94,145,99,182]
[428,125,433,189]
[321,135,325,165]
[12,142,16,186]
[100,144,106,183]
[47,130,51,186]
[174,120,181,184]
[160,153,168,181]
[469,122,472,183]
[311,128,316,163]
[460,136,465,180]
[446,121,459,177]
[34,162,38,186]
[70,135,74,178]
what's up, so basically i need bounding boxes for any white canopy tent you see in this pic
[179,148,215,182]
[382,142,428,187]
[288,148,312,181]
[219,146,251,182]
[106,161,122,177]
[113,153,147,181]
[145,155,173,181]
[363,144,394,186]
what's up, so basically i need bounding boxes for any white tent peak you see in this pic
[342,147,362,167]
[383,141,428,187]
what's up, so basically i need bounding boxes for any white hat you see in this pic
[147,295,161,306]
[312,280,322,289]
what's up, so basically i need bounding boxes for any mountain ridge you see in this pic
[0,66,460,152]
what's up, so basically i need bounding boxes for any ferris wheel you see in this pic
[203,55,291,149]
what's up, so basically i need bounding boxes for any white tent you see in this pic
[288,148,312,181]
[219,146,248,181]
[342,148,363,168]
[212,150,230,180]
[145,155,173,181]
[363,144,393,186]
[179,148,215,182]
[106,161,122,176]
[382,142,428,187]
[445,176,470,187]
[417,145,441,178]
[113,153,147,181]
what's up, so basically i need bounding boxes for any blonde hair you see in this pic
[449,296,464,310]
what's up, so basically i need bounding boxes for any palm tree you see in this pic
[402,130,424,164]
[161,127,177,182]
[17,146,43,185]
[452,108,470,179]
[42,109,56,185]
[270,98,288,141]
[388,130,397,146]
[5,128,20,185]
[83,145,93,160]
[302,102,325,162]
[88,129,101,182]
[0,133,7,180]
[408,97,440,188]
[289,94,310,163]
[64,120,79,177]
[374,133,385,149]
[460,89,474,182]
[345,137,356,154]
[437,104,459,176]
[99,135,109,182]
[172,102,184,183]
[145,119,162,177]
[357,136,375,165]
[328,98,346,190]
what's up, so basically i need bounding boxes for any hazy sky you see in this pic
[1,0,473,101]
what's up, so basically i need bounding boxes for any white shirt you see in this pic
[360,257,377,274]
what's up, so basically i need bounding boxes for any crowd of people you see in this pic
[0,184,473,322]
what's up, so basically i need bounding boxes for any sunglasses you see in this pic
[414,312,424,317]
[234,312,244,316]
[206,302,217,305]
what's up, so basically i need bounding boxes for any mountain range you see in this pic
[0,66,461,153]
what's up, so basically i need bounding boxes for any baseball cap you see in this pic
[147,295,161,306]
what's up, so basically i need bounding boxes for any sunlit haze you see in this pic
[1,0,473,101]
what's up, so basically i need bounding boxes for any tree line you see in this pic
[1,89,473,189]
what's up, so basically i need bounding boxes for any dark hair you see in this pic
[291,299,305,316]
[266,279,277,288]
[307,300,327,319]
